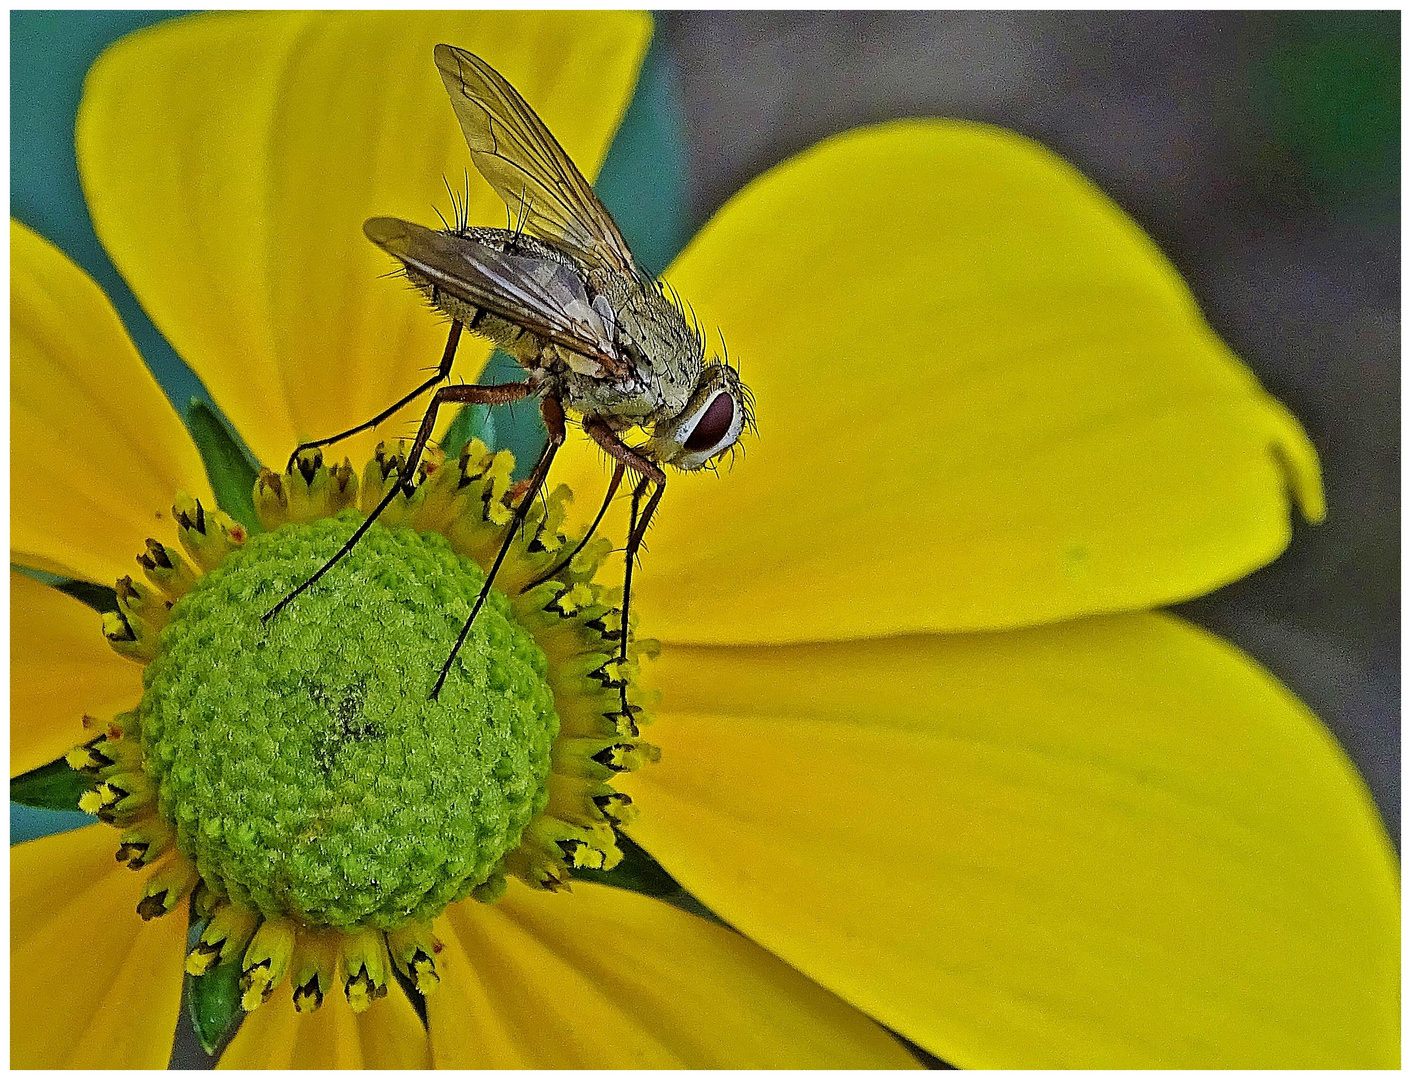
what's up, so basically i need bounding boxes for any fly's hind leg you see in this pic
[431,396,568,700]
[263,378,532,624]
[284,321,464,472]
[582,417,667,718]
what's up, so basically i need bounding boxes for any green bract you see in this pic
[139,513,558,929]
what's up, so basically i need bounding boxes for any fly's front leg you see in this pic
[583,417,667,716]
[285,321,464,472]
[522,462,626,591]
[431,396,568,700]
[263,379,532,624]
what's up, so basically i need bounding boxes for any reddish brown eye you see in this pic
[683,393,735,453]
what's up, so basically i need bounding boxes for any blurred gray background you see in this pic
[656,10,1399,841]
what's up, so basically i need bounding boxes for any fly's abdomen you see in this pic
[404,227,562,361]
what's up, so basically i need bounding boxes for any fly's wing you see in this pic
[365,217,618,366]
[434,43,640,277]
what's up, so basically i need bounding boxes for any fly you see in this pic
[266,44,754,701]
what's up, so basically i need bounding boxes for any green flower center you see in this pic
[139,512,558,930]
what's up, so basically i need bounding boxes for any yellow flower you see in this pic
[10,10,1397,1070]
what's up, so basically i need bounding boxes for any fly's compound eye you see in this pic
[683,392,736,455]
[649,362,753,471]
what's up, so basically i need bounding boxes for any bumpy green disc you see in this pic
[139,512,558,929]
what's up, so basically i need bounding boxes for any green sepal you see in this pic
[9,756,94,811]
[185,399,262,533]
[10,564,117,612]
[186,955,245,1058]
[55,578,119,612]
[388,960,430,1031]
[439,402,497,461]
[572,833,732,928]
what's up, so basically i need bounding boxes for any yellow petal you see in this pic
[217,981,429,1069]
[11,220,212,585]
[12,824,187,1068]
[10,571,143,777]
[619,615,1397,1067]
[554,121,1324,644]
[78,11,650,469]
[427,882,919,1068]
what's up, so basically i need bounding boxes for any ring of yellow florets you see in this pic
[71,438,659,1014]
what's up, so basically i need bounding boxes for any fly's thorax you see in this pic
[600,275,704,421]
[553,370,658,422]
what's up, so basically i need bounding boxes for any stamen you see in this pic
[116,818,174,869]
[387,923,441,998]
[136,854,199,920]
[359,440,442,529]
[65,736,116,775]
[114,575,172,633]
[77,770,153,823]
[253,469,287,529]
[137,538,197,600]
[340,929,391,1013]
[551,736,661,780]
[240,917,297,1011]
[173,492,247,571]
[101,609,155,663]
[546,774,639,829]
[185,901,260,976]
[290,929,341,1014]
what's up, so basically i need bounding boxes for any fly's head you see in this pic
[646,360,754,472]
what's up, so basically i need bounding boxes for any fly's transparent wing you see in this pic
[434,43,639,276]
[366,217,617,365]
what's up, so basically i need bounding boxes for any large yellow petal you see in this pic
[426,881,919,1068]
[554,121,1323,644]
[10,571,143,777]
[619,615,1397,1067]
[78,11,650,469]
[217,981,430,1068]
[11,220,212,585]
[12,824,187,1068]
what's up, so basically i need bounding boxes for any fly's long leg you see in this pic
[263,379,532,623]
[582,417,668,716]
[521,462,626,592]
[617,476,664,714]
[285,322,464,472]
[431,396,567,700]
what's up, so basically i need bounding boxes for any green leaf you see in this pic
[10,756,94,811]
[187,957,244,1057]
[439,402,497,461]
[186,399,262,532]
